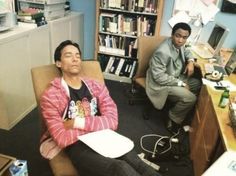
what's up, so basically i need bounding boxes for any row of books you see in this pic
[99,34,137,57]
[100,0,158,13]
[99,13,156,36]
[18,1,67,22]
[17,11,47,26]
[99,55,137,78]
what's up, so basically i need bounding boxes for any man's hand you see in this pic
[184,61,194,77]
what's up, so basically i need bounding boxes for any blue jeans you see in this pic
[65,141,162,176]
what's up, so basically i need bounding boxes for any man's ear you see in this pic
[55,60,61,68]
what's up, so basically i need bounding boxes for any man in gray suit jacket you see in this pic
[146,22,201,134]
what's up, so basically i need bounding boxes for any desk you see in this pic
[190,49,236,176]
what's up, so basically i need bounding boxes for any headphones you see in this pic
[204,70,223,82]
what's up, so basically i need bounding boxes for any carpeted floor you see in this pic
[0,80,194,176]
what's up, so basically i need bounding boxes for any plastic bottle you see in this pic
[218,87,230,108]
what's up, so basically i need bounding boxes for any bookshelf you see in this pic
[95,0,164,83]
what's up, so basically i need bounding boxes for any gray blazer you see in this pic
[146,38,193,109]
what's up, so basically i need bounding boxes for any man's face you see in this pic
[171,28,190,49]
[56,45,82,75]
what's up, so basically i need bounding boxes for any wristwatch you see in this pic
[178,81,186,87]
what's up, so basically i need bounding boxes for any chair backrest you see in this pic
[31,61,104,176]
[134,36,166,79]
[31,60,104,105]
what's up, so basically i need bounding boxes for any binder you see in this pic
[105,56,115,73]
[115,58,125,75]
[110,57,120,74]
[129,60,137,78]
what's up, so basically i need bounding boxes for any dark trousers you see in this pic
[65,141,161,176]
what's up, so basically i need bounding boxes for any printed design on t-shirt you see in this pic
[67,97,98,119]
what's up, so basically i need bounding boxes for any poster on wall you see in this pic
[171,0,220,26]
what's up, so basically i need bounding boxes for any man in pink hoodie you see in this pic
[40,40,162,176]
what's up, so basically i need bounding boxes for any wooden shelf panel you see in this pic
[103,72,131,83]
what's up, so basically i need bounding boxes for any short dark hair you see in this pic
[172,22,191,36]
[54,40,82,63]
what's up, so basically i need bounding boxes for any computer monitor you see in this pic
[191,23,230,59]
[207,23,230,57]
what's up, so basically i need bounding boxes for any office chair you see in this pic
[31,61,104,176]
[129,36,166,119]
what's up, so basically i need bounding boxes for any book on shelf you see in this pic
[124,37,132,56]
[109,57,120,74]
[99,13,116,32]
[105,56,115,73]
[99,34,128,56]
[101,56,136,78]
[100,0,157,13]
[117,14,124,34]
[17,11,47,26]
[109,22,118,33]
[129,60,137,78]
[17,17,47,27]
[123,63,131,77]
[17,11,44,20]
[97,0,161,82]
[99,13,155,36]
[118,59,136,77]
[115,58,125,75]
[118,60,126,77]
[137,16,156,36]
[98,55,110,71]
[127,63,132,75]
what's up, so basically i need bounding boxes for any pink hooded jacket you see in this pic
[40,77,118,159]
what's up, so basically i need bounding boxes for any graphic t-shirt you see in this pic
[65,82,99,120]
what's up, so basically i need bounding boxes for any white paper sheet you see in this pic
[173,0,193,12]
[79,129,134,158]
[201,3,219,25]
[202,78,236,92]
[202,150,236,176]
[172,0,219,25]
[168,11,191,28]
[201,0,216,6]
